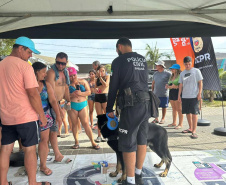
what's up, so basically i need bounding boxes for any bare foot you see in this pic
[54,155,64,162]
[40,167,52,176]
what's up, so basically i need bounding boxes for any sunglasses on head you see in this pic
[56,61,66,66]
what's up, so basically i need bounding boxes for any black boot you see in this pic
[122,180,136,185]
[135,173,144,185]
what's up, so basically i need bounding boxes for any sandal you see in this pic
[93,144,100,150]
[159,120,165,124]
[182,129,192,133]
[71,144,79,149]
[8,182,12,185]
[53,157,72,164]
[191,133,198,139]
[41,182,52,185]
[168,123,176,127]
[175,125,182,129]
[60,134,69,138]
[151,119,159,124]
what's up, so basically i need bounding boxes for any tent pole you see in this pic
[194,1,226,10]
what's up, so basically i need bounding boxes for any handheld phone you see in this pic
[76,84,80,90]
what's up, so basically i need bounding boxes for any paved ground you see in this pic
[13,106,226,155]
[48,105,226,156]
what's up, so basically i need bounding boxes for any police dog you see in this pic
[97,114,172,182]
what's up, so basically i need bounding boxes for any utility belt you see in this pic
[117,88,150,110]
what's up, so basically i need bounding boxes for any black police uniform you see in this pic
[106,52,151,152]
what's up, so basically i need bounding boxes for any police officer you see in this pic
[106,38,151,185]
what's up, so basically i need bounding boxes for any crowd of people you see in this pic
[151,57,203,140]
[0,36,203,185]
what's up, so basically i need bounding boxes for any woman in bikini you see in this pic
[32,62,62,176]
[67,67,100,150]
[165,64,183,129]
[87,69,96,129]
[94,65,110,142]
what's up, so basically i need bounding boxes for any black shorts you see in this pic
[1,121,40,147]
[169,89,179,101]
[182,98,200,115]
[95,93,108,103]
[118,101,150,152]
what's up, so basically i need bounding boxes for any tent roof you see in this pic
[1,20,226,39]
[1,0,226,38]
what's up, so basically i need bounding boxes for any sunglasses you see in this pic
[56,61,66,66]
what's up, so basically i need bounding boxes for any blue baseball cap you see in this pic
[169,64,180,70]
[15,36,40,54]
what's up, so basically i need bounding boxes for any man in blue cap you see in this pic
[0,36,51,185]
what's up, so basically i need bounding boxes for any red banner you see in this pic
[170,38,195,71]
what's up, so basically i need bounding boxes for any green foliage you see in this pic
[0,39,15,56]
[145,43,172,69]
[218,68,226,89]
[218,68,224,78]
[105,64,111,74]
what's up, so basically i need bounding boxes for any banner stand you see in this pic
[214,90,226,136]
[197,99,211,126]
[198,110,211,126]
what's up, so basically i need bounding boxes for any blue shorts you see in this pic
[88,93,95,101]
[159,97,169,108]
[71,101,88,111]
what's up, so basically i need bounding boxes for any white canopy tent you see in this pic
[1,0,226,38]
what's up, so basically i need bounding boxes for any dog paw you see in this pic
[117,178,123,183]
[117,175,126,183]
[159,172,168,177]
[109,172,118,177]
[154,164,161,168]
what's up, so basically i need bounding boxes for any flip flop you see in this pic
[8,182,12,185]
[167,123,176,127]
[53,157,72,164]
[159,120,165,124]
[60,134,69,138]
[41,182,52,185]
[191,133,198,139]
[151,119,159,124]
[40,168,52,176]
[175,126,182,129]
[71,144,79,149]
[93,144,100,150]
[182,129,192,133]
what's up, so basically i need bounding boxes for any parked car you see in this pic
[148,69,157,91]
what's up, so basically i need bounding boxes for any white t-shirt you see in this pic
[179,68,203,98]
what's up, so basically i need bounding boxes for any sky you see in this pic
[33,37,226,65]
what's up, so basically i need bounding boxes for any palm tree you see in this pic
[145,43,172,69]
